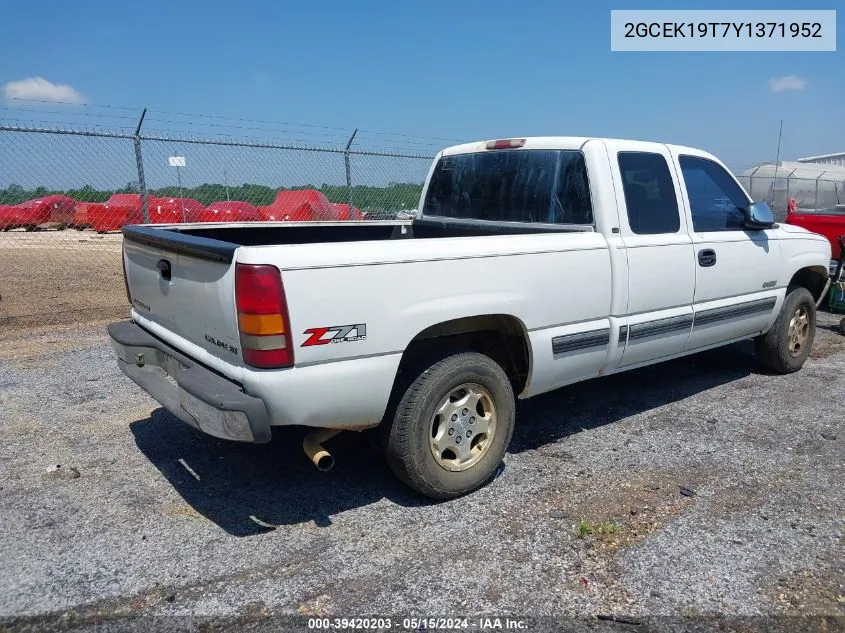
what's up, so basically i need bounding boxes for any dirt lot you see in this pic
[0,229,128,329]
[0,305,843,632]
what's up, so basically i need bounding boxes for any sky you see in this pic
[0,0,843,189]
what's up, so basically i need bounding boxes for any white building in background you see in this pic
[797,152,845,167]
[739,159,845,218]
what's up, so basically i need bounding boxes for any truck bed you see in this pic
[120,216,609,390]
[123,217,591,255]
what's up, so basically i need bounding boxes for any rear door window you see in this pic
[617,152,681,235]
[423,149,593,225]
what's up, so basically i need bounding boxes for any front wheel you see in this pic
[384,351,515,500]
[754,286,816,374]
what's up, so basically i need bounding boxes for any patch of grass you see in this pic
[577,518,620,538]
[578,518,592,538]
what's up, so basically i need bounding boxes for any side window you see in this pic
[679,155,749,232]
[617,152,680,234]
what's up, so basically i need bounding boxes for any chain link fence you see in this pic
[3,117,843,329]
[737,165,845,222]
[0,124,433,327]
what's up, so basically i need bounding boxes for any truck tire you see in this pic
[754,286,816,374]
[385,351,515,500]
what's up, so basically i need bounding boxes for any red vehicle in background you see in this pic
[786,200,845,331]
[199,201,261,223]
[785,203,845,262]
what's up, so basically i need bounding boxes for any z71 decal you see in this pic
[301,323,367,347]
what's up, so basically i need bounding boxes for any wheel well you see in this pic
[396,315,531,395]
[789,266,828,302]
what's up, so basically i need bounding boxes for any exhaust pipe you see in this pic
[303,428,342,472]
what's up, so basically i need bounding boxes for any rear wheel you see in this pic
[385,351,515,500]
[754,286,816,373]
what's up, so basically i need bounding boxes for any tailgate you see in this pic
[122,225,245,366]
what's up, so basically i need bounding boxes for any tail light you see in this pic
[485,138,526,150]
[235,263,294,368]
[122,244,132,305]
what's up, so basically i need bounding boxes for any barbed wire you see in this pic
[142,116,353,140]
[0,106,139,121]
[7,97,140,111]
[4,99,467,151]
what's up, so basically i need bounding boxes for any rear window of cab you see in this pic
[423,149,593,225]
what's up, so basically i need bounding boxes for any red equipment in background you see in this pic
[90,194,146,233]
[199,201,261,223]
[40,194,77,227]
[13,201,52,229]
[4,194,77,230]
[151,197,205,224]
[0,204,18,231]
[73,202,109,230]
[331,203,366,221]
[259,189,337,222]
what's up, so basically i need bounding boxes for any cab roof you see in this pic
[440,136,718,164]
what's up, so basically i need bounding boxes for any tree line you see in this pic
[0,182,424,211]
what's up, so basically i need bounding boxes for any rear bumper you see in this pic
[107,320,271,443]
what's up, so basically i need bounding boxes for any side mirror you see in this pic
[743,201,775,230]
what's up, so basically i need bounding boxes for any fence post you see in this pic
[134,108,149,223]
[748,166,760,201]
[815,171,826,212]
[344,129,358,214]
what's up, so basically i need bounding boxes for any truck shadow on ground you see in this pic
[508,339,758,453]
[129,340,757,537]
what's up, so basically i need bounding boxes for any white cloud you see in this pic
[3,77,86,104]
[768,75,808,93]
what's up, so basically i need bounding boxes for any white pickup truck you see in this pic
[108,136,832,499]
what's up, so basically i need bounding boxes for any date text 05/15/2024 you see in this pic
[306,617,528,630]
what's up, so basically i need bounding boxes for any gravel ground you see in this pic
[0,229,127,329]
[0,313,843,632]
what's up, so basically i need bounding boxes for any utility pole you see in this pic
[772,119,783,206]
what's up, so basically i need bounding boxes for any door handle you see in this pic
[698,249,717,267]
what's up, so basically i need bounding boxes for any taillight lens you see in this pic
[122,244,132,305]
[235,263,294,368]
